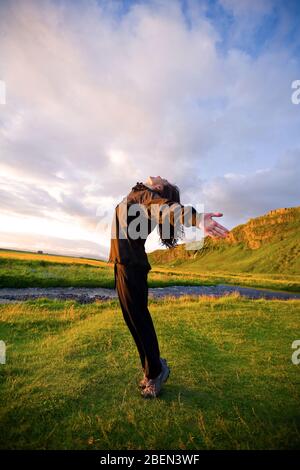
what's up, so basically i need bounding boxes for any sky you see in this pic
[0,0,299,259]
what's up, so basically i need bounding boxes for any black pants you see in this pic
[114,263,162,379]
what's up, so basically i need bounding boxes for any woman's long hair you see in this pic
[157,182,184,249]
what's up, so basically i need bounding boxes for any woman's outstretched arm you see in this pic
[142,191,229,239]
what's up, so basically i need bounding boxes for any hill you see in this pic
[149,206,300,275]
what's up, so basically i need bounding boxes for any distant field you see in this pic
[0,295,299,449]
[0,249,299,291]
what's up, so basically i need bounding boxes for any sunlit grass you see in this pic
[0,295,300,449]
[0,249,107,267]
[0,250,299,291]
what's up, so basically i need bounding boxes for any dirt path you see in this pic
[0,284,299,304]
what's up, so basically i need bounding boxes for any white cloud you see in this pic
[199,149,300,227]
[0,231,107,259]
[0,0,299,257]
[219,0,274,17]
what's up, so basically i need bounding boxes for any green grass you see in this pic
[0,257,115,288]
[0,250,299,291]
[150,238,300,276]
[1,295,300,449]
[0,256,217,289]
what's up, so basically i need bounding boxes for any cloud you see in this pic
[0,0,299,256]
[0,231,107,259]
[219,0,274,17]
[199,149,300,227]
[0,175,58,218]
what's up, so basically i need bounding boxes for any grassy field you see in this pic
[1,294,300,450]
[1,249,299,291]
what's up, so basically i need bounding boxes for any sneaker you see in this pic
[140,358,170,398]
[138,358,169,389]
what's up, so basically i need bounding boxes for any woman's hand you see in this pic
[200,212,230,239]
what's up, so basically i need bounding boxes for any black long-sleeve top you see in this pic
[108,182,202,271]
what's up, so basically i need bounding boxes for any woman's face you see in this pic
[145,176,168,192]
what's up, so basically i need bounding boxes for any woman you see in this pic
[109,176,229,398]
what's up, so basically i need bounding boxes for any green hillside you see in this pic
[149,206,300,275]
